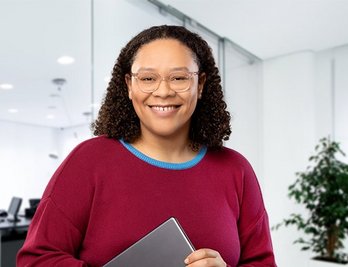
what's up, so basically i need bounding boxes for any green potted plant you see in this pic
[275,137,348,264]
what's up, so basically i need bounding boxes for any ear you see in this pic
[125,74,133,100]
[198,72,206,99]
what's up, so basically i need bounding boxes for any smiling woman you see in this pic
[17,25,276,267]
[124,38,205,158]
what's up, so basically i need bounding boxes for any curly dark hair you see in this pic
[92,25,231,150]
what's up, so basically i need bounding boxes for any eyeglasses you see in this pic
[130,71,199,93]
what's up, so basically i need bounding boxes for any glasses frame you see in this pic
[130,71,199,93]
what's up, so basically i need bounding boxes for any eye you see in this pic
[170,72,189,82]
[138,73,158,83]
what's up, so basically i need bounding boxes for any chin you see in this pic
[148,125,188,139]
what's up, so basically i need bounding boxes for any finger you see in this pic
[185,248,220,264]
[185,257,218,267]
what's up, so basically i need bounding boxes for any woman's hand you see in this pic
[184,248,227,267]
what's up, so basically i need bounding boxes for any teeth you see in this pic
[152,106,176,112]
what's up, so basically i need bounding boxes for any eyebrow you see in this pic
[134,67,191,72]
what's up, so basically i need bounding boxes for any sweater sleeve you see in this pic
[16,197,87,267]
[236,160,277,267]
[17,141,95,267]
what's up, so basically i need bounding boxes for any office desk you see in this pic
[0,217,31,231]
[0,217,31,267]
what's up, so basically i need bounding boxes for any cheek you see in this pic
[190,89,200,103]
[186,95,199,113]
[131,100,142,120]
[130,93,147,114]
[131,97,141,111]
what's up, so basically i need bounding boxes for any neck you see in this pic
[131,133,197,163]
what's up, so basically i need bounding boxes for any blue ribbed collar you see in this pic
[119,139,207,170]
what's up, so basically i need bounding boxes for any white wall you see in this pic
[263,46,348,266]
[333,45,348,163]
[0,121,91,211]
[262,51,318,266]
[0,121,59,209]
[314,45,348,158]
[224,58,263,177]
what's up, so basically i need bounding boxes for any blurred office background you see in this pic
[0,0,347,266]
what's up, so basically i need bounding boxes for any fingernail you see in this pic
[184,258,189,264]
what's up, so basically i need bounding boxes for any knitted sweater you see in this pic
[17,136,276,266]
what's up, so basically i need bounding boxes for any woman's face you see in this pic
[126,38,205,141]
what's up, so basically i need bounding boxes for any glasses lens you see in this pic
[168,72,191,92]
[136,72,159,92]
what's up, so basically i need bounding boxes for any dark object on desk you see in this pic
[6,197,22,223]
[25,198,40,218]
[29,198,40,208]
[0,209,7,217]
[103,217,194,267]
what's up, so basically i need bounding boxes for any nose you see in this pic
[153,78,175,97]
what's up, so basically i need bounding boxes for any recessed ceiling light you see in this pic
[8,108,18,113]
[57,56,75,65]
[0,83,14,90]
[46,114,55,119]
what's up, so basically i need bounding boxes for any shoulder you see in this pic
[73,135,119,151]
[42,136,122,199]
[206,146,253,169]
[52,136,123,176]
[67,135,121,158]
[204,146,258,188]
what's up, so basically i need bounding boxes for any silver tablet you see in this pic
[103,217,195,267]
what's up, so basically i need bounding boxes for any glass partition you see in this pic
[0,0,92,208]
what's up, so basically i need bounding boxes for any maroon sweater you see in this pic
[17,136,276,266]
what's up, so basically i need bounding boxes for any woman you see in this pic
[17,25,276,267]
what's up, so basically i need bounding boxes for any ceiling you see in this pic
[1,0,348,128]
[161,0,348,59]
[0,0,92,128]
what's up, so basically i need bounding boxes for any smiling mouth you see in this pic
[149,105,180,112]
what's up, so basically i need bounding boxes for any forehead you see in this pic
[132,39,198,71]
